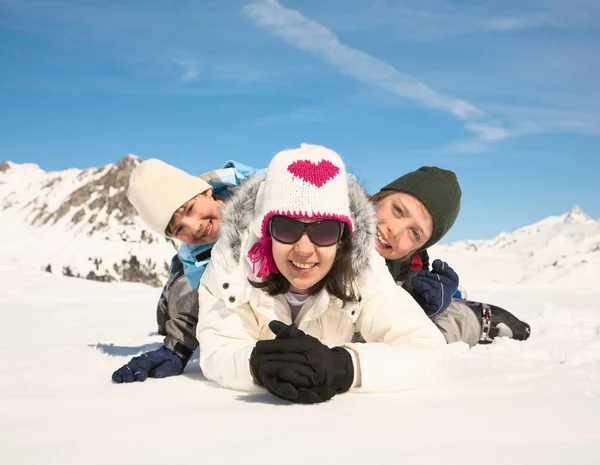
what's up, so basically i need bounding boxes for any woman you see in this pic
[372,167,531,346]
[196,144,448,403]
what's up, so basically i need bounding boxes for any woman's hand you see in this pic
[249,321,354,404]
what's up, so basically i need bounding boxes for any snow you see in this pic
[1,265,600,464]
[431,205,600,286]
[0,159,176,284]
[2,161,600,463]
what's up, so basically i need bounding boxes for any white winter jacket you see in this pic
[196,173,448,393]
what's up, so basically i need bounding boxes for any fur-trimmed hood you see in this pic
[219,172,376,279]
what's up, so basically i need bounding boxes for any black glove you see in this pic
[112,346,184,383]
[411,259,459,317]
[250,321,354,404]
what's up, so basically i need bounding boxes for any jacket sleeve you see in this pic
[195,239,263,392]
[163,285,200,363]
[196,288,262,392]
[154,254,201,363]
[343,250,448,393]
[157,254,185,319]
[156,254,185,334]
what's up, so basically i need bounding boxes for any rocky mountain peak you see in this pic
[563,204,594,224]
[0,155,176,287]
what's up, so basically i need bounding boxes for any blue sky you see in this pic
[1,0,599,242]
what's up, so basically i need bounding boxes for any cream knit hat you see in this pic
[127,158,211,236]
[248,144,353,277]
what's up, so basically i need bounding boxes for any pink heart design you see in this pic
[287,159,340,188]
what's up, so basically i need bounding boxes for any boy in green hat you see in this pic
[372,166,531,346]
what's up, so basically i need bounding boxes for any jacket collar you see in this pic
[249,289,332,326]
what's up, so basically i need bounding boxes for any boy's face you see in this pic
[166,189,222,246]
[374,192,433,260]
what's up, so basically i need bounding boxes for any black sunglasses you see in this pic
[269,216,345,247]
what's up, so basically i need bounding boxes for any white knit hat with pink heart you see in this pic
[247,143,353,278]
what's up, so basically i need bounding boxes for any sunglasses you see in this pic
[269,216,345,247]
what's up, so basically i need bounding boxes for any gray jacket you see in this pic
[155,254,200,363]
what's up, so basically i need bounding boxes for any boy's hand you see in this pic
[112,346,184,383]
[412,259,459,317]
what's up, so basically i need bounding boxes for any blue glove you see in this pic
[111,346,184,383]
[411,259,459,317]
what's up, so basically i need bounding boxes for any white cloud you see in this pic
[483,103,600,137]
[464,123,511,142]
[173,56,201,83]
[244,0,510,143]
[0,0,274,92]
[359,0,600,40]
[477,15,554,31]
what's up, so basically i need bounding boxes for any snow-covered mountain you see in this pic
[1,156,597,288]
[0,156,177,286]
[431,205,600,286]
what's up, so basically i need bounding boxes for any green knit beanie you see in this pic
[380,166,461,250]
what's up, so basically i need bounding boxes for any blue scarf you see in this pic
[179,160,262,289]
[178,242,214,290]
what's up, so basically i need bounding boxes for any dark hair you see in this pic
[249,228,358,305]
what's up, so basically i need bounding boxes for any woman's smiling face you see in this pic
[271,218,339,294]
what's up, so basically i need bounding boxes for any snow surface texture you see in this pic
[1,263,600,464]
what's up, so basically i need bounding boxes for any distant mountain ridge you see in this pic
[431,205,600,286]
[1,157,597,287]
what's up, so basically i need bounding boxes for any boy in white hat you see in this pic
[112,158,257,383]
